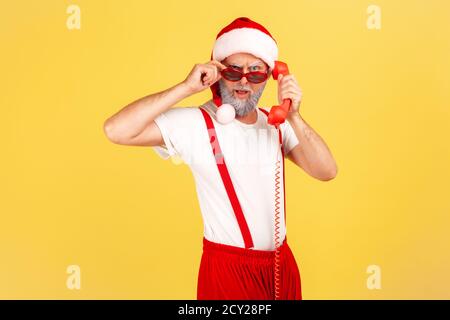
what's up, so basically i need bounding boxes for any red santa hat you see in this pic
[210,17,279,124]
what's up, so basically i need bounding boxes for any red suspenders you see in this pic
[199,107,254,249]
[199,107,286,249]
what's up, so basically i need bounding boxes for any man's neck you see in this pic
[235,108,257,125]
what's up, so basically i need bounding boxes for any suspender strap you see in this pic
[258,108,287,223]
[199,107,254,249]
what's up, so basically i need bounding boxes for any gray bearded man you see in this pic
[104,17,338,300]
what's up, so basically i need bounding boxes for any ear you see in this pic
[265,63,272,76]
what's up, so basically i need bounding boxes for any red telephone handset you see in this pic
[268,61,291,128]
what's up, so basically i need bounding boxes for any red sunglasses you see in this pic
[220,67,270,84]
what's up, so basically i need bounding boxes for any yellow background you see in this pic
[1,0,449,299]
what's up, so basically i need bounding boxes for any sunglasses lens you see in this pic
[222,69,242,81]
[221,69,268,83]
[247,72,267,83]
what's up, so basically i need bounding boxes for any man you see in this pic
[104,17,338,300]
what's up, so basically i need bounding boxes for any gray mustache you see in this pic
[233,87,252,92]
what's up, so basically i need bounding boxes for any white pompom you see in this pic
[216,104,235,124]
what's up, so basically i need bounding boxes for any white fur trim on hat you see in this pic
[212,27,278,69]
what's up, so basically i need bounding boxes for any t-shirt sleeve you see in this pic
[152,107,200,161]
[281,118,300,156]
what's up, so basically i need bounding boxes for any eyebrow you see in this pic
[227,62,264,69]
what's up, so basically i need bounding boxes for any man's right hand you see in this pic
[182,60,227,95]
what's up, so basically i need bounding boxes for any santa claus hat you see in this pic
[210,17,279,124]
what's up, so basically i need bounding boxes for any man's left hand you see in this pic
[277,74,303,116]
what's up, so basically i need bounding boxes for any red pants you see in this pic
[197,237,302,300]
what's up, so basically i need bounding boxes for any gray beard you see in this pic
[218,79,266,117]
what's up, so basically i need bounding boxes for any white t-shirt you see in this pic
[152,100,299,251]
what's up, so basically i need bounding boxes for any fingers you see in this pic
[280,86,303,99]
[278,74,301,91]
[278,74,283,85]
[280,82,299,91]
[277,74,302,107]
[201,66,216,86]
[202,60,224,86]
[278,74,297,83]
[209,59,227,71]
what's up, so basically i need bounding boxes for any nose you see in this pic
[240,68,249,85]
[239,76,249,85]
